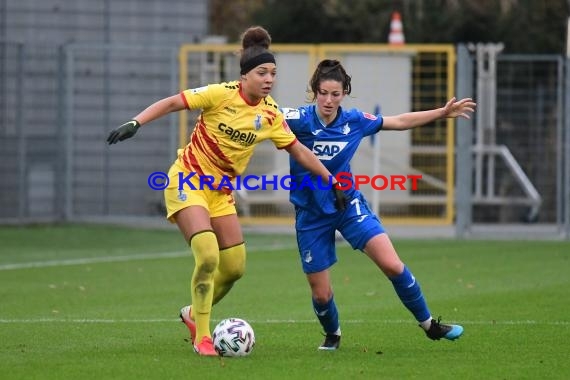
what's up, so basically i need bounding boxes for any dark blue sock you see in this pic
[312,296,340,334]
[389,266,431,322]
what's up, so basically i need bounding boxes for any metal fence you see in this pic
[1,41,180,222]
[1,41,66,220]
[455,44,569,239]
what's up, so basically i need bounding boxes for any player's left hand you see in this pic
[332,183,348,211]
[443,97,477,119]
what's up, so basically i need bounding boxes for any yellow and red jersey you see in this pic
[177,81,296,187]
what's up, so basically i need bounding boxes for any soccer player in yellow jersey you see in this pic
[106,26,347,356]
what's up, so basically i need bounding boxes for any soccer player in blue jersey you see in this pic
[282,59,476,350]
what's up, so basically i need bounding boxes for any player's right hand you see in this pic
[332,183,348,211]
[106,120,141,144]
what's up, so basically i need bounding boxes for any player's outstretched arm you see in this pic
[106,94,186,144]
[382,97,476,131]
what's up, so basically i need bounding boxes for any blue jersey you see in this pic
[282,105,383,215]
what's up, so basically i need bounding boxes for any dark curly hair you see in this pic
[308,59,352,101]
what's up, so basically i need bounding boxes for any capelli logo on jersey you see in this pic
[312,141,348,160]
[218,123,257,146]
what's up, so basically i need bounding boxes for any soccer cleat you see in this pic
[179,305,196,344]
[423,317,464,341]
[193,336,218,356]
[318,333,341,350]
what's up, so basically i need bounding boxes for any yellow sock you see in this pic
[212,243,246,305]
[189,230,219,341]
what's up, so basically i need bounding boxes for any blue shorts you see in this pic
[295,193,385,274]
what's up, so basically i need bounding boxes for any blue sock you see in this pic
[389,266,431,323]
[312,296,340,334]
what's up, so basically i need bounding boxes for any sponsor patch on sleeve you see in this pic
[190,86,208,94]
[281,108,301,120]
[362,112,378,120]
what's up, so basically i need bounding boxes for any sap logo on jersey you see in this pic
[312,141,348,160]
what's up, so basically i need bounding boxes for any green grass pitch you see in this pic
[0,224,569,379]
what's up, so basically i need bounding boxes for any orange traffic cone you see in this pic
[388,11,405,45]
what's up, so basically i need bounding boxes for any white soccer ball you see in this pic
[212,318,255,357]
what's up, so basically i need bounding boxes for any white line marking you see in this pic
[0,244,297,271]
[0,318,567,326]
[0,251,187,270]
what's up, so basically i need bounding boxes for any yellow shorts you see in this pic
[164,161,236,222]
